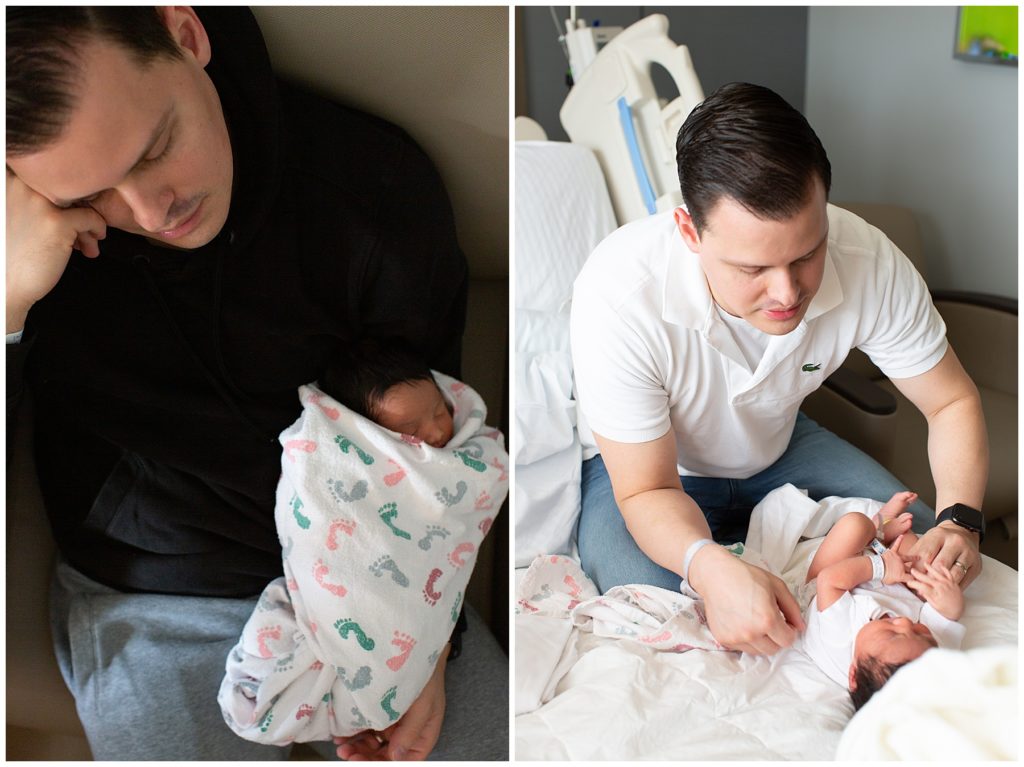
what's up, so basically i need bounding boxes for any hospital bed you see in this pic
[514,14,1017,760]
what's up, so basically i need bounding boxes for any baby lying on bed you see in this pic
[219,341,507,744]
[801,491,966,711]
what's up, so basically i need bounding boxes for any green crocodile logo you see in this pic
[801,363,821,372]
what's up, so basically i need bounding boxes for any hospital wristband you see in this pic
[680,538,715,591]
[866,553,885,586]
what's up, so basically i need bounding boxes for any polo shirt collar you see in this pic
[661,230,714,331]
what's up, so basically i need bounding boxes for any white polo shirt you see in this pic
[570,204,947,478]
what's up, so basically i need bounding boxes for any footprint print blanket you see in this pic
[218,373,508,744]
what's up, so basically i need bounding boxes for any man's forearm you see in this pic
[618,487,714,579]
[926,393,989,514]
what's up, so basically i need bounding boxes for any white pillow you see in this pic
[514,141,617,313]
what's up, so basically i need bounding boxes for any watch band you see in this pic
[936,503,985,544]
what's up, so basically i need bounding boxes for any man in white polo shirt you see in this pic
[570,83,987,656]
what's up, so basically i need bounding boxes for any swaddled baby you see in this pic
[219,341,508,744]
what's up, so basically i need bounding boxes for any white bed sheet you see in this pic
[514,486,1018,760]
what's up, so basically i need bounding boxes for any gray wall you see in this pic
[521,6,808,141]
[806,6,1017,297]
[521,6,1017,297]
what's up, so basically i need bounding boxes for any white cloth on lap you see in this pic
[219,373,508,744]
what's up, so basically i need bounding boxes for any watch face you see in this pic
[951,503,984,532]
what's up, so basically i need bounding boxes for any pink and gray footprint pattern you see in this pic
[256,395,505,736]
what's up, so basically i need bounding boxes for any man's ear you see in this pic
[158,7,212,68]
[673,206,701,253]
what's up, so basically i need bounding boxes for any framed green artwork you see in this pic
[954,6,1018,66]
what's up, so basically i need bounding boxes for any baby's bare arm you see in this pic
[815,555,874,611]
[806,512,876,583]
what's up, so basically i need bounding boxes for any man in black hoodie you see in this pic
[7,7,506,760]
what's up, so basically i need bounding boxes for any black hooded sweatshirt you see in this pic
[7,8,470,601]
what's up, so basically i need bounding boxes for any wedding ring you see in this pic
[953,560,969,579]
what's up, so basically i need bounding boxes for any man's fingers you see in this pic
[334,731,388,760]
[764,620,797,653]
[773,581,806,633]
[749,637,783,656]
[385,692,437,760]
[730,640,770,656]
[930,551,976,588]
[387,718,422,760]
[907,534,941,565]
[64,204,107,238]
[67,207,107,257]
[910,567,933,582]
[74,233,101,259]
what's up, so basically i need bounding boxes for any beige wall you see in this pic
[253,6,509,280]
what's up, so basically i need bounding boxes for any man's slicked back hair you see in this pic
[675,82,832,235]
[6,7,183,156]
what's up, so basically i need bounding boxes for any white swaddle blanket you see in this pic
[219,373,508,744]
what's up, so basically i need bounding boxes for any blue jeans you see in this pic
[578,413,934,593]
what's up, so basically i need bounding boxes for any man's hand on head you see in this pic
[689,544,805,656]
[6,169,107,332]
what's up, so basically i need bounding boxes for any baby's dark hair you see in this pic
[849,656,907,711]
[319,338,434,421]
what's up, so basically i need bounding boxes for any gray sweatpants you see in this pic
[50,560,508,760]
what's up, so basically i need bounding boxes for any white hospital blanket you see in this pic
[219,374,508,744]
[837,645,1018,760]
[515,485,1019,760]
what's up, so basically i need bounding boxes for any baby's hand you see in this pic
[880,535,911,585]
[906,561,964,621]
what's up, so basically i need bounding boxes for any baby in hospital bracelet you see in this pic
[680,537,716,592]
[866,552,886,587]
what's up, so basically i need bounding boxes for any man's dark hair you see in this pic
[675,82,832,235]
[849,656,907,712]
[6,7,183,156]
[319,339,435,421]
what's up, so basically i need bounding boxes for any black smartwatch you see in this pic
[935,503,985,543]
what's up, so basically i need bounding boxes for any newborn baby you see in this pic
[219,340,508,744]
[801,491,966,711]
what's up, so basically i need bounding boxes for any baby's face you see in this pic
[375,379,454,448]
[854,614,937,667]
